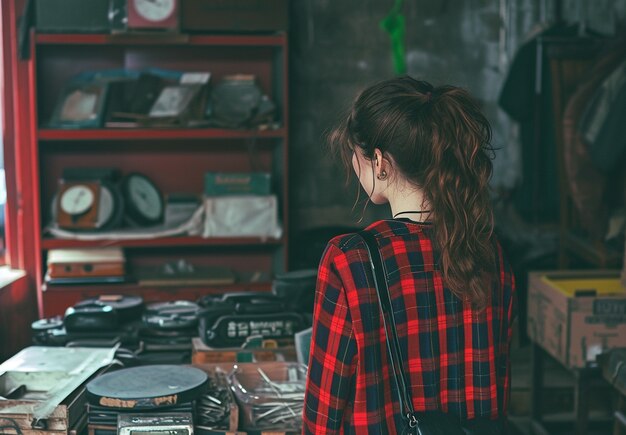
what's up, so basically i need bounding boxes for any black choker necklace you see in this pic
[393,210,431,219]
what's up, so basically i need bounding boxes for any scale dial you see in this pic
[60,185,95,215]
[123,173,164,226]
[127,0,179,30]
[132,0,175,22]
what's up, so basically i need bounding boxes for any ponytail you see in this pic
[424,87,495,308]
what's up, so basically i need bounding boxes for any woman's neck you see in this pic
[387,181,429,219]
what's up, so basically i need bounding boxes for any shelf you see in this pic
[38,128,286,141]
[28,25,290,318]
[40,281,273,316]
[36,33,286,47]
[42,281,273,293]
[41,236,283,250]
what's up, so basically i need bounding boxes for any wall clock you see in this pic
[127,0,179,31]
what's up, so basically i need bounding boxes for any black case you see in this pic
[181,0,288,33]
[197,293,307,347]
[64,302,119,332]
[35,0,111,33]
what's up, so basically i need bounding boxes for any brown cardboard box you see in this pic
[527,270,626,368]
[191,337,297,364]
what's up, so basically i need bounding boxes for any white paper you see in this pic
[203,195,282,239]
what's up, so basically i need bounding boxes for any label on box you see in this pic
[593,299,626,316]
[589,299,626,325]
[204,172,271,196]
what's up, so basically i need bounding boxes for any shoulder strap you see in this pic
[357,231,419,429]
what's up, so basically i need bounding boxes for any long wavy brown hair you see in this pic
[330,76,496,307]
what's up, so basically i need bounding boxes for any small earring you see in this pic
[377,170,387,180]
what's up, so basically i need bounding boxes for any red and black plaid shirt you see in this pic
[303,219,516,434]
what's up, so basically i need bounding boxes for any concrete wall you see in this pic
[288,0,626,233]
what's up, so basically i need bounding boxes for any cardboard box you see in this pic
[0,347,115,434]
[527,270,626,368]
[192,338,297,364]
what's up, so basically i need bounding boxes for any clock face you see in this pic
[60,185,95,215]
[128,175,163,221]
[132,0,175,22]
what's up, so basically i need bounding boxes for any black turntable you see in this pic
[87,365,207,409]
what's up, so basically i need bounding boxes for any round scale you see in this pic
[122,173,164,226]
[133,0,176,22]
[51,181,124,231]
[60,185,94,215]
[86,365,208,410]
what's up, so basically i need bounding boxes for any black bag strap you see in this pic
[357,231,420,432]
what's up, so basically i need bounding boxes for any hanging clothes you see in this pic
[498,23,606,222]
[578,59,626,173]
[562,44,626,239]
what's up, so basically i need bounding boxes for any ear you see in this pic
[373,148,384,171]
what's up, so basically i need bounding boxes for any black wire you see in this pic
[0,417,24,435]
[393,210,431,218]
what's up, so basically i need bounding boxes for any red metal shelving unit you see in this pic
[22,31,290,317]
[39,128,287,141]
[40,236,283,249]
[35,33,286,47]
[42,281,273,293]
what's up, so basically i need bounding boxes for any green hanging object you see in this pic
[380,0,407,75]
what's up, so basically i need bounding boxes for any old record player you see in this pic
[75,295,144,323]
[142,300,200,331]
[64,295,144,332]
[136,301,199,362]
[32,295,144,347]
[86,365,207,410]
[86,365,203,434]
[197,293,308,348]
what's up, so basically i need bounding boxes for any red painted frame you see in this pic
[0,0,40,355]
